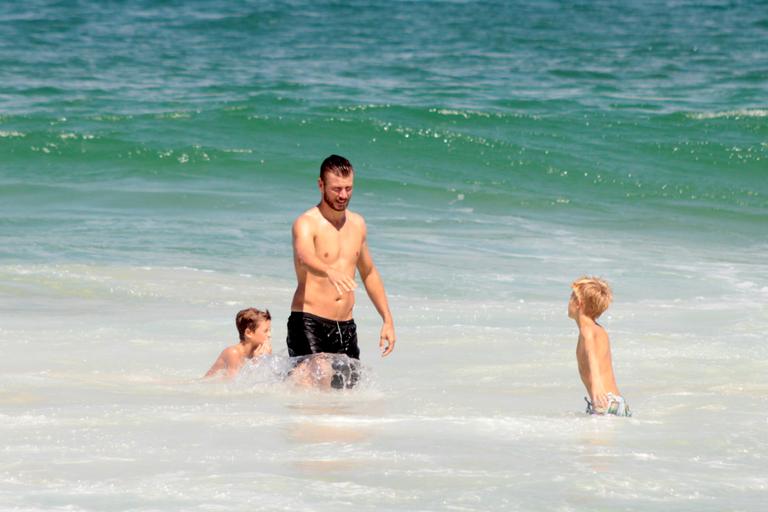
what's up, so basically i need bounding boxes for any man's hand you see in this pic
[379,322,396,357]
[326,267,357,297]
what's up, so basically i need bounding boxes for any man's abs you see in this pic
[291,273,355,320]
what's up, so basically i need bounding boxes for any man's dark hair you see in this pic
[320,154,354,183]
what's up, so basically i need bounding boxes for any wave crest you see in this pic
[688,109,768,120]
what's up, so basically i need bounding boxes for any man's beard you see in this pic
[323,192,349,212]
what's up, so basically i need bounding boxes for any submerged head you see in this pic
[236,307,272,346]
[569,276,612,320]
[318,154,354,212]
[290,353,360,390]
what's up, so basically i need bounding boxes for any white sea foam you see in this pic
[0,130,25,137]
[2,249,765,512]
[688,109,768,119]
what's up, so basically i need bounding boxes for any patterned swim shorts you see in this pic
[585,393,632,417]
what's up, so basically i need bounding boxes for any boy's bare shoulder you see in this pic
[580,322,609,346]
[220,344,242,359]
[593,322,608,337]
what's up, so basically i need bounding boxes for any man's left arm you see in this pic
[357,234,396,356]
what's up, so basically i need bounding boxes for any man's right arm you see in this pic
[292,216,356,296]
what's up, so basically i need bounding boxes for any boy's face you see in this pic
[247,320,272,344]
[568,292,579,319]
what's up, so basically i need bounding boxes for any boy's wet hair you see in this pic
[572,276,612,319]
[320,154,354,183]
[236,308,271,341]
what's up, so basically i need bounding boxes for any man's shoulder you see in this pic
[346,210,367,227]
[296,206,321,220]
[293,207,321,227]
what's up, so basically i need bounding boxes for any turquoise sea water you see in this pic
[2,1,767,511]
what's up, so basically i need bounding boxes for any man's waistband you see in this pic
[289,311,355,326]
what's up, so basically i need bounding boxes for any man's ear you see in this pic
[317,177,324,192]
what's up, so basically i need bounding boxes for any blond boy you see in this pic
[569,277,631,417]
[204,308,272,380]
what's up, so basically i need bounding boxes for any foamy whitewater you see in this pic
[1,1,767,511]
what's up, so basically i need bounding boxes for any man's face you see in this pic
[319,172,354,212]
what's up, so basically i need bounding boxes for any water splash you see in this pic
[236,353,365,391]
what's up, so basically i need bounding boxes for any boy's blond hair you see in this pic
[572,276,612,319]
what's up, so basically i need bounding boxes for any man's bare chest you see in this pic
[314,227,362,264]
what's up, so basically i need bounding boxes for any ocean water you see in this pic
[1,1,767,510]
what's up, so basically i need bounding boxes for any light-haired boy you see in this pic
[204,308,272,380]
[569,277,631,417]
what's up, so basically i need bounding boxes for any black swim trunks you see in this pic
[286,311,360,359]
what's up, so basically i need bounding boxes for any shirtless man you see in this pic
[287,155,395,360]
